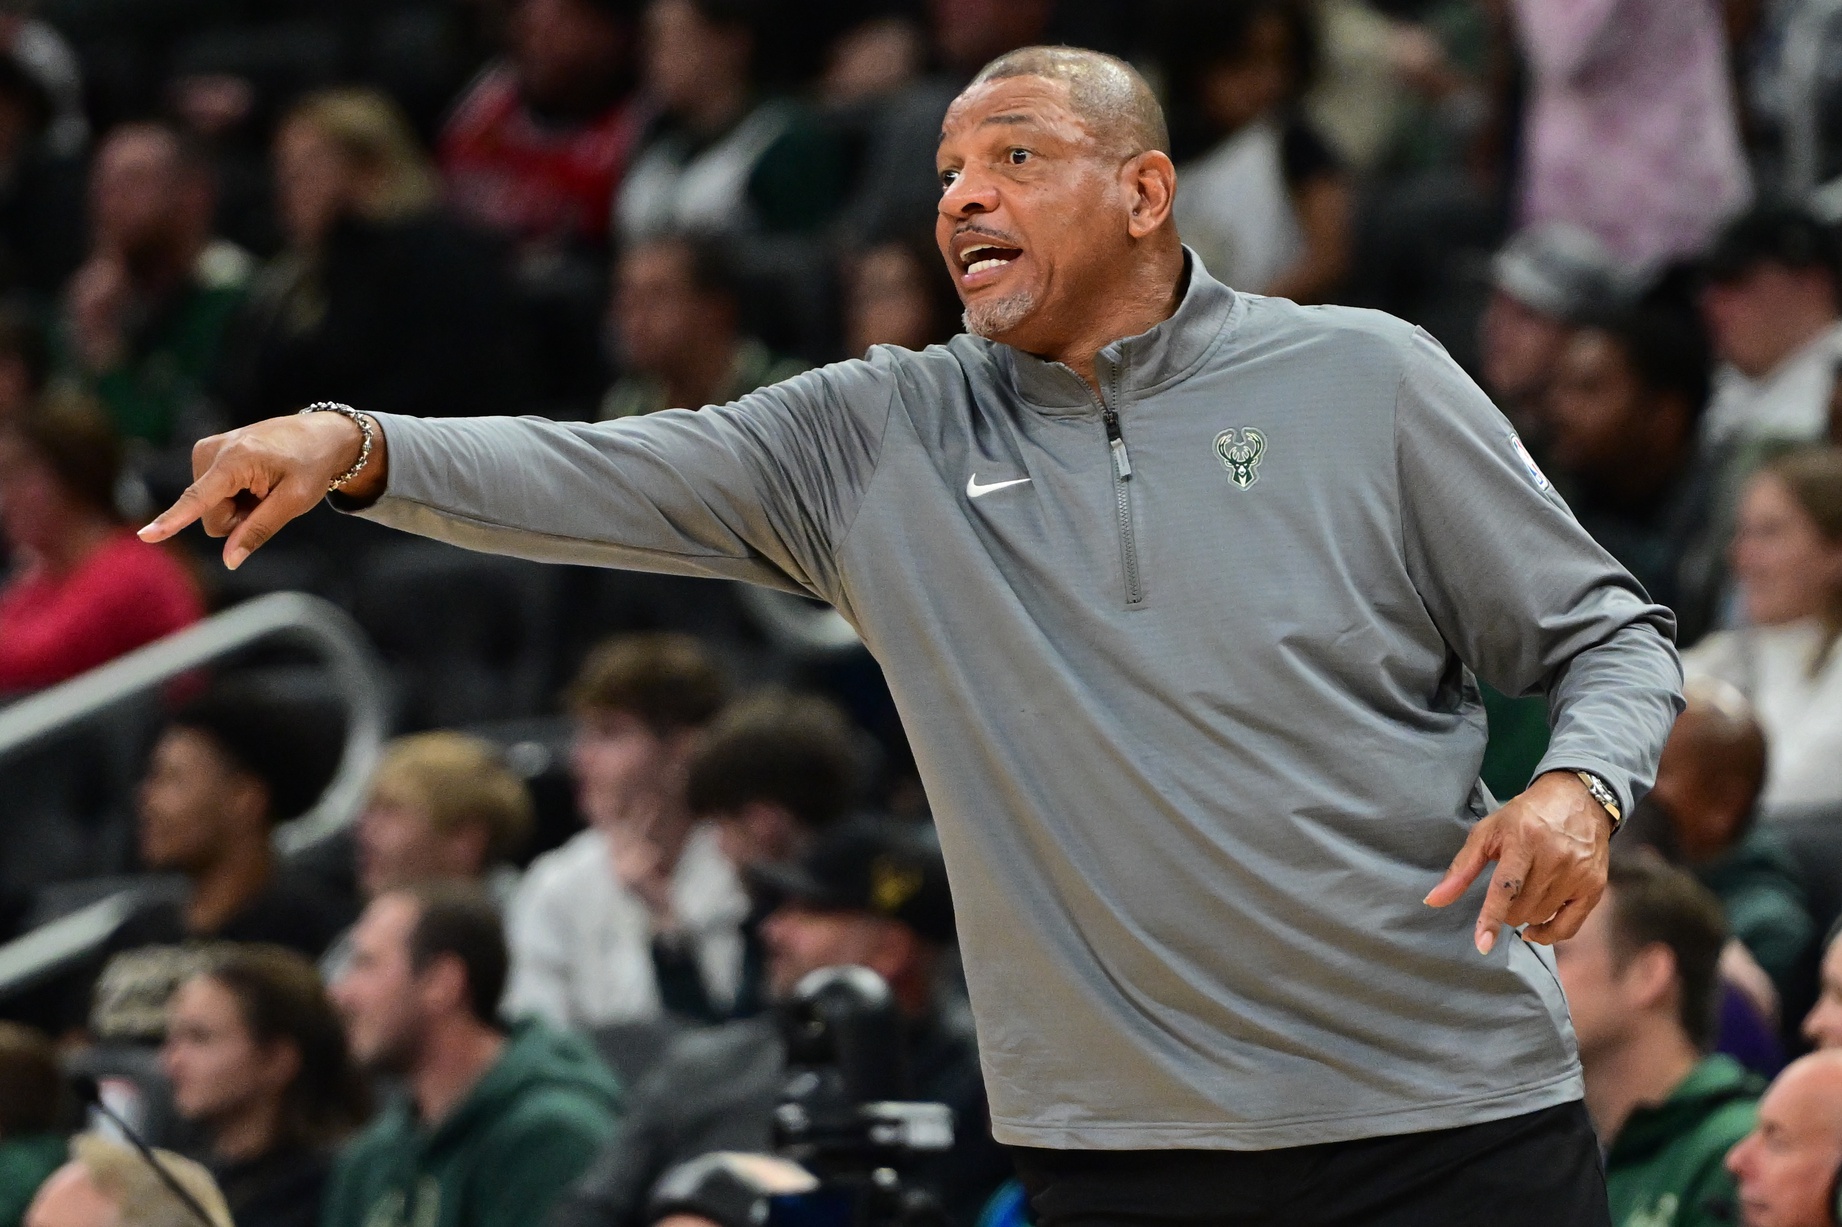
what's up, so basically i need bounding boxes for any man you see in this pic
[1700,205,1842,450]
[24,1133,231,1227]
[61,122,249,447]
[148,45,1681,1223]
[505,634,748,1030]
[1547,288,1723,645]
[356,731,535,904]
[1726,1051,1842,1227]
[549,818,1010,1227]
[1640,680,1815,1010]
[323,883,622,1227]
[1478,221,1633,444]
[1807,924,1842,1049]
[1555,853,1761,1227]
[600,237,806,421]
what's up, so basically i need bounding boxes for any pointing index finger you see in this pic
[138,456,246,543]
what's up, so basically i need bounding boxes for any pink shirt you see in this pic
[0,531,203,692]
[1513,0,1751,268]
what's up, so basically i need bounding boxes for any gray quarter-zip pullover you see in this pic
[352,258,1681,1150]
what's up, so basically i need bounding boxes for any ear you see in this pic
[1122,151,1177,240]
[1622,943,1681,1016]
[419,952,471,1018]
[863,920,921,985]
[440,822,494,877]
[261,1037,302,1093]
[226,772,272,832]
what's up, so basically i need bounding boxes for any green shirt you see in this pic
[0,1133,67,1227]
[1606,1055,1762,1227]
[1697,827,1816,1001]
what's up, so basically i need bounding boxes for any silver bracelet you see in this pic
[298,402,374,492]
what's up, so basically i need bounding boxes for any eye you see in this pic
[1007,147,1031,165]
[938,167,960,189]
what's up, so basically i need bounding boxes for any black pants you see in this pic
[1011,1102,1610,1227]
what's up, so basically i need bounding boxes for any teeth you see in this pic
[967,258,1006,275]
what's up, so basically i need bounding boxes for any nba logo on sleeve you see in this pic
[1508,434,1551,492]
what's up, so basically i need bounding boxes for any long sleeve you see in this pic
[1394,327,1683,817]
[350,353,898,611]
[1510,0,1633,83]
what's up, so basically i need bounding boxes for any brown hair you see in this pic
[190,945,370,1150]
[400,882,508,1028]
[369,732,534,865]
[8,396,121,520]
[1760,446,1842,668]
[1604,852,1729,1051]
[686,691,860,830]
[0,1021,62,1137]
[566,633,728,734]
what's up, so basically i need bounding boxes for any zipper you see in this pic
[1096,369,1142,605]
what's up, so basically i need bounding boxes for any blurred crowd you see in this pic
[0,0,1840,1224]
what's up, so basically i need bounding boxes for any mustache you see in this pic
[952,223,1023,247]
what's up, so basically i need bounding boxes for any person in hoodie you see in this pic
[1554,851,1762,1227]
[322,883,621,1227]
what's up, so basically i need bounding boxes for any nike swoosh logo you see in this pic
[967,475,1032,498]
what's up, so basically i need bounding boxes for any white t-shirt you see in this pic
[504,823,748,1031]
[1703,321,1842,447]
[1684,618,1842,808]
[1174,117,1306,295]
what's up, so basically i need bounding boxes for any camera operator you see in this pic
[549,818,1012,1227]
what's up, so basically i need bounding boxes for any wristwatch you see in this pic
[1574,771,1623,833]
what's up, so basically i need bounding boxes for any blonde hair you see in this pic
[69,1133,233,1227]
[283,87,437,221]
[369,732,533,864]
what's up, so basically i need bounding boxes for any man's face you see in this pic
[0,432,68,557]
[330,895,426,1074]
[1702,263,1838,379]
[89,128,190,259]
[1805,941,1842,1050]
[929,0,1054,74]
[1478,289,1571,407]
[1552,890,1638,1060]
[762,903,897,1000]
[613,243,732,378]
[1547,330,1646,478]
[23,1164,119,1227]
[1727,1058,1842,1227]
[357,793,486,899]
[513,0,630,111]
[137,728,253,874]
[569,708,688,831]
[162,974,292,1129]
[935,76,1133,351]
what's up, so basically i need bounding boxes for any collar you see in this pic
[1001,248,1243,411]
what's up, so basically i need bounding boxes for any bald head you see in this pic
[968,46,1169,161]
[1729,1051,1842,1227]
[1672,678,1769,804]
[1648,677,1768,863]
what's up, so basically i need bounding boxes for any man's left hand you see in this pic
[1423,771,1614,955]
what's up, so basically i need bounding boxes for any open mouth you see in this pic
[957,240,1023,283]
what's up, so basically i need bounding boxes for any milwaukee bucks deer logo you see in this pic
[1214,428,1266,489]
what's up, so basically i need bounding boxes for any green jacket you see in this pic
[1606,1055,1762,1227]
[0,1133,66,1227]
[321,1022,621,1227]
[1697,827,1816,1001]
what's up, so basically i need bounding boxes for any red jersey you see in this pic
[0,531,204,692]
[439,64,643,247]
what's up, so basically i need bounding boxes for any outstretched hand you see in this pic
[1424,770,1614,955]
[137,411,385,569]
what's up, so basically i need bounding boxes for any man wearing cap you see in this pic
[145,44,1680,1225]
[549,819,1012,1227]
[1478,221,1634,446]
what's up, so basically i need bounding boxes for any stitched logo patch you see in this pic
[1509,433,1551,491]
[1214,428,1266,489]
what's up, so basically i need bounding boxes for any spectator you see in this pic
[23,1134,231,1227]
[1553,853,1760,1227]
[1701,207,1842,450]
[356,732,535,905]
[1641,680,1815,1008]
[843,234,963,357]
[1803,925,1842,1050]
[1479,223,1633,446]
[600,236,805,419]
[322,885,621,1227]
[0,10,87,160]
[0,52,81,305]
[1162,0,1353,303]
[1509,0,1750,269]
[0,1023,65,1227]
[219,89,523,424]
[549,820,1011,1227]
[0,308,47,423]
[0,402,202,693]
[1684,448,1842,808]
[161,946,370,1227]
[928,0,1055,79]
[60,123,250,447]
[1547,286,1723,645]
[1725,1051,1842,1227]
[614,0,847,242]
[440,0,644,254]
[506,635,746,1030]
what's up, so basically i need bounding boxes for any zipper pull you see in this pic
[1103,408,1132,479]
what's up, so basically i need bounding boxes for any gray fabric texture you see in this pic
[352,257,1683,1149]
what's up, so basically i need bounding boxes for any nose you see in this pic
[938,167,997,221]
